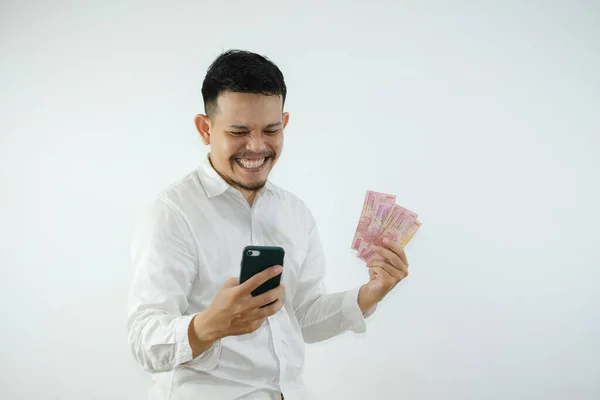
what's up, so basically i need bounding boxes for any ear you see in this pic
[282,112,290,130]
[194,114,211,145]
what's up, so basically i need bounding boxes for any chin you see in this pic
[235,179,267,192]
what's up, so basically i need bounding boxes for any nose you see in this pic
[245,133,268,153]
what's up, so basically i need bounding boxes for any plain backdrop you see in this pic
[1,1,599,399]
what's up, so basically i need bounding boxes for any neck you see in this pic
[242,190,257,206]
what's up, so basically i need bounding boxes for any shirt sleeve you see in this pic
[292,206,376,344]
[127,198,221,373]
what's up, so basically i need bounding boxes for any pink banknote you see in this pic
[351,190,396,251]
[351,190,422,263]
[361,202,395,246]
[356,204,403,254]
[400,220,422,247]
[356,218,422,261]
[358,205,418,262]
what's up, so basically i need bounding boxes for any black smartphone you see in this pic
[239,245,284,298]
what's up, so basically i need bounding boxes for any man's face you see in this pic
[195,92,289,193]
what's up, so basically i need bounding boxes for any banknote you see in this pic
[351,191,396,251]
[400,220,422,247]
[357,204,414,256]
[357,201,395,250]
[351,190,422,263]
[358,205,417,262]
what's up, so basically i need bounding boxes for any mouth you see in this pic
[234,156,271,172]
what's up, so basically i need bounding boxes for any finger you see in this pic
[368,266,396,287]
[253,298,284,319]
[383,238,408,266]
[238,265,283,295]
[368,260,405,281]
[222,277,239,288]
[372,245,405,270]
[370,266,394,283]
[250,284,285,309]
[240,318,266,335]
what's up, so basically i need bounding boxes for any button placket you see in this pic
[253,194,288,384]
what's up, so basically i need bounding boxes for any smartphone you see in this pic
[239,245,284,298]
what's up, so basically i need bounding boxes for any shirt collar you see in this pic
[197,154,276,199]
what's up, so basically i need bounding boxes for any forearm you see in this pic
[188,311,219,358]
[128,310,223,373]
[357,284,379,314]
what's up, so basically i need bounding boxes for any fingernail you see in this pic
[274,265,283,273]
[383,238,390,244]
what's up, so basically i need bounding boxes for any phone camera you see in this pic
[247,250,253,256]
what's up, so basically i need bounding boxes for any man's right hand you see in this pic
[188,265,285,356]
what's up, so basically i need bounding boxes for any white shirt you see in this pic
[127,157,373,400]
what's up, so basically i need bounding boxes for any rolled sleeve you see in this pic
[174,314,196,364]
[293,205,376,343]
[128,198,220,373]
[176,314,222,369]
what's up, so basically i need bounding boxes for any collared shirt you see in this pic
[127,157,373,400]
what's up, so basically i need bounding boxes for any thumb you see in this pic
[222,277,239,288]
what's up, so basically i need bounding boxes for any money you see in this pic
[351,191,421,263]
[400,220,422,247]
[351,191,396,251]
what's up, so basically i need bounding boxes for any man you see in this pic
[127,49,410,400]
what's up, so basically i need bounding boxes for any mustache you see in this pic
[232,150,275,159]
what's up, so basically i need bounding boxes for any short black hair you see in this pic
[201,49,287,117]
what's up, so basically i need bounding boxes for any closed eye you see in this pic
[264,130,281,135]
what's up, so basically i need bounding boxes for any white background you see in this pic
[1,1,599,399]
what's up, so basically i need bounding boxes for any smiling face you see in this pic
[195,92,289,201]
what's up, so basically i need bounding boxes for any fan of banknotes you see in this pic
[352,190,421,263]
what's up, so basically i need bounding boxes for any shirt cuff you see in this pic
[341,287,377,334]
[175,313,221,370]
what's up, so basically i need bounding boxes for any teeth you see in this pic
[238,157,266,169]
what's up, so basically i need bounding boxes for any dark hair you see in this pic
[201,49,287,117]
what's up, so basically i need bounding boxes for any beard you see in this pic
[229,178,267,192]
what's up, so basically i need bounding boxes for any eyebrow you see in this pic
[228,122,282,130]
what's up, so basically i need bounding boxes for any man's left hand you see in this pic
[357,238,409,314]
